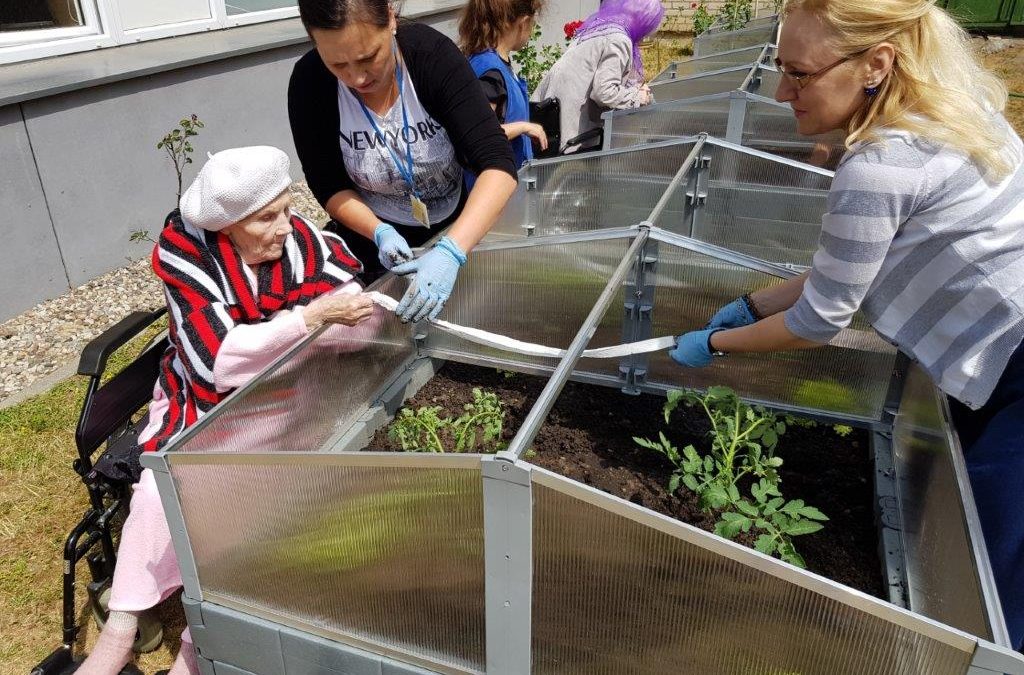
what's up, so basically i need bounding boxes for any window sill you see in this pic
[0,0,465,108]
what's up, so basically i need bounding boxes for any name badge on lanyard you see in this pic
[357,43,431,228]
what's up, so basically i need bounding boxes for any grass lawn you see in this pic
[1,35,1022,675]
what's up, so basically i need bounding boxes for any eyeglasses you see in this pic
[773,49,868,90]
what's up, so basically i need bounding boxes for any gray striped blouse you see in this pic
[784,118,1024,409]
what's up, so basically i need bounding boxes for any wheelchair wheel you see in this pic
[90,586,164,653]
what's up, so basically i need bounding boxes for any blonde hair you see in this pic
[784,0,1017,179]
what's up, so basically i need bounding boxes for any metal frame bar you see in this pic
[619,236,659,395]
[725,89,749,143]
[702,134,837,176]
[602,91,733,122]
[648,63,754,94]
[646,136,706,224]
[139,451,203,601]
[521,136,701,169]
[471,226,641,253]
[481,456,533,674]
[503,232,649,460]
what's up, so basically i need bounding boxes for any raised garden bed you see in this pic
[366,361,884,598]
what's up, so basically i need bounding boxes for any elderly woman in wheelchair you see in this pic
[75,146,377,675]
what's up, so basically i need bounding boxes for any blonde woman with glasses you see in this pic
[668,0,1024,648]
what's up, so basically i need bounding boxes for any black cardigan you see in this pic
[288,22,517,208]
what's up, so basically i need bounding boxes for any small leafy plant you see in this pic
[158,113,206,202]
[635,387,785,509]
[514,25,565,95]
[716,0,753,31]
[716,478,828,568]
[388,388,507,454]
[691,1,714,35]
[389,405,448,453]
[635,386,827,568]
[452,388,505,452]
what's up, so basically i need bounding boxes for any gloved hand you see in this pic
[669,328,723,368]
[374,223,413,270]
[392,236,466,323]
[705,295,757,330]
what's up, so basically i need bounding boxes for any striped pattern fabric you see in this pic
[785,118,1024,409]
[142,210,362,451]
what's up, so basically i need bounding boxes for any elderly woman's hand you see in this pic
[303,293,375,329]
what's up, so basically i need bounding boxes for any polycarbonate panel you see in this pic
[644,244,896,420]
[694,24,777,57]
[172,458,485,671]
[649,67,751,103]
[605,95,733,149]
[169,274,415,454]
[694,142,833,265]
[894,363,992,639]
[650,46,766,83]
[741,99,848,169]
[518,141,698,237]
[531,477,974,674]
[748,67,783,97]
[425,238,633,371]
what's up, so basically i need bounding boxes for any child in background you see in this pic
[459,0,548,188]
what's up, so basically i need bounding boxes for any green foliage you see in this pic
[388,388,506,453]
[714,478,828,568]
[793,379,856,412]
[452,388,505,452]
[495,368,517,380]
[157,113,205,202]
[715,0,753,31]
[636,386,827,568]
[635,387,785,509]
[389,406,448,453]
[513,25,564,95]
[692,1,715,35]
[832,424,853,437]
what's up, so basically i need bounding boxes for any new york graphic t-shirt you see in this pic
[336,61,463,227]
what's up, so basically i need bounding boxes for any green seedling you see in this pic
[388,406,448,453]
[714,478,828,569]
[635,387,785,509]
[452,388,505,452]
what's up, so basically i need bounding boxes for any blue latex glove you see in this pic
[705,295,756,330]
[392,236,466,323]
[669,328,723,368]
[373,223,414,270]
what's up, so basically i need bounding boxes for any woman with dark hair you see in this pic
[458,0,548,187]
[288,0,518,322]
[531,0,665,153]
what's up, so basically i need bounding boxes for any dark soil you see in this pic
[367,361,885,598]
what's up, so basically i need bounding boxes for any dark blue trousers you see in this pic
[949,341,1024,652]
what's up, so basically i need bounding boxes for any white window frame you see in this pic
[0,0,299,65]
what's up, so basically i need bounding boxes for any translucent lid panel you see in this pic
[649,67,751,103]
[171,456,485,671]
[742,99,848,170]
[642,244,896,421]
[531,475,973,675]
[606,96,733,149]
[166,275,415,455]
[516,141,699,237]
[693,142,833,266]
[694,24,777,57]
[423,237,636,372]
[650,46,768,83]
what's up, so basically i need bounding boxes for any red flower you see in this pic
[691,2,697,7]
[564,20,584,39]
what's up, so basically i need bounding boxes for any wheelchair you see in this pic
[32,307,169,675]
[529,97,606,159]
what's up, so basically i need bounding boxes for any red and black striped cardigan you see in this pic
[141,210,362,452]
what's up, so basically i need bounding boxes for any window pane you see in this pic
[119,0,212,31]
[226,0,297,15]
[0,1,86,31]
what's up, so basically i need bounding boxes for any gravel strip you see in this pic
[0,182,328,406]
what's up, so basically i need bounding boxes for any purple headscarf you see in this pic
[574,0,666,79]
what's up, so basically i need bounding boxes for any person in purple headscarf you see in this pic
[532,0,665,153]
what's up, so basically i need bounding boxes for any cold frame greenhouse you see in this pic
[140,18,1024,675]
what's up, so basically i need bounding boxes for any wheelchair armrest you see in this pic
[78,308,167,379]
[563,127,604,151]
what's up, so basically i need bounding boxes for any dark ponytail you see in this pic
[298,0,392,31]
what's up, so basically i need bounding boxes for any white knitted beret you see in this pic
[179,146,291,231]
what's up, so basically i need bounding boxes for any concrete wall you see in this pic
[0,7,468,323]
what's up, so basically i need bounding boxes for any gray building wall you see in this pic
[0,0,594,323]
